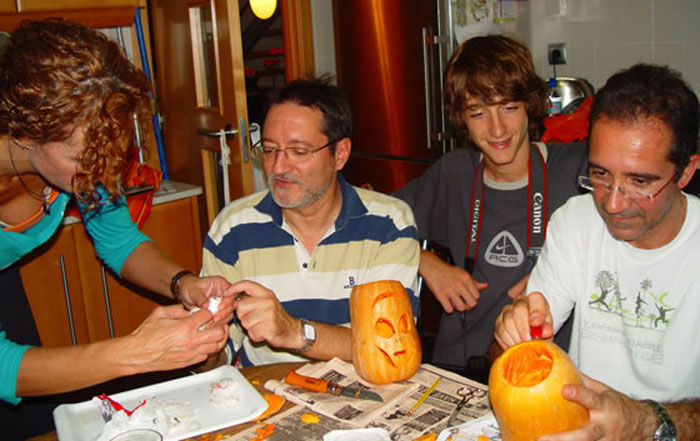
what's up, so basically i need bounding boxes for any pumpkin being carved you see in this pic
[489,340,590,441]
[349,280,421,384]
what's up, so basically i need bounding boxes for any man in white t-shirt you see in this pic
[495,64,700,440]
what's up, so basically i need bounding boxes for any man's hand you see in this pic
[507,274,530,300]
[228,280,301,350]
[420,250,488,313]
[494,291,553,349]
[537,375,655,441]
[178,274,235,324]
[125,305,229,372]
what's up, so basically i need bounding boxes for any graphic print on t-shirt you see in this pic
[588,271,675,329]
[484,231,524,268]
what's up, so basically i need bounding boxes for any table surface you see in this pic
[29,362,306,441]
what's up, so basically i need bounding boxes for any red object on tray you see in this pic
[540,96,594,143]
[97,393,146,416]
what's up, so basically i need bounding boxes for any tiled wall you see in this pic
[518,0,700,94]
[315,1,699,94]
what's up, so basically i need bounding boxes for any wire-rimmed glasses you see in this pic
[252,138,340,164]
[578,172,678,202]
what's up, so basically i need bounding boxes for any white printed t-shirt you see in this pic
[528,193,700,401]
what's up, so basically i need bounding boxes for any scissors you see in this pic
[447,385,487,426]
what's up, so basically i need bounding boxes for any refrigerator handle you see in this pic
[422,27,432,150]
[423,28,450,150]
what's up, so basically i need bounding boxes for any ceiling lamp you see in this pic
[251,0,276,20]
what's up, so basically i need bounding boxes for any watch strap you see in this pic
[643,400,677,441]
[170,269,195,303]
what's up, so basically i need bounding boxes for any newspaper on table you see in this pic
[225,358,493,441]
[263,357,420,428]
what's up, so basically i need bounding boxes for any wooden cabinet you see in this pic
[0,0,14,13]
[15,0,140,12]
[19,185,203,348]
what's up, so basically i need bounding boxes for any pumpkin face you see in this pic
[489,340,589,441]
[349,280,421,384]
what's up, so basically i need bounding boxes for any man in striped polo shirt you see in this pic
[201,77,419,367]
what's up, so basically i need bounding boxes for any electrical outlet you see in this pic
[548,43,567,65]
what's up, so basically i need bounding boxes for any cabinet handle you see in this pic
[59,255,77,346]
[101,265,115,339]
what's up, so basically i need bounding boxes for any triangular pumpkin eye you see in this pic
[374,318,395,338]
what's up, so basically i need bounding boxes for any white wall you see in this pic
[519,0,700,94]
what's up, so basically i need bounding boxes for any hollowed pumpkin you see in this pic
[349,280,421,384]
[489,340,589,441]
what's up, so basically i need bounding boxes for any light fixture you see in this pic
[250,0,276,20]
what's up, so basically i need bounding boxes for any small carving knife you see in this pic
[284,370,383,402]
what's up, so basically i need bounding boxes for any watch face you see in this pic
[303,323,316,340]
[656,424,677,441]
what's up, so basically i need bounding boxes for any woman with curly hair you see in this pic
[0,19,235,405]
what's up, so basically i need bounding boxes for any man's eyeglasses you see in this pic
[578,171,679,201]
[252,138,340,164]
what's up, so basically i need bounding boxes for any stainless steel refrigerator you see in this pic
[333,0,456,194]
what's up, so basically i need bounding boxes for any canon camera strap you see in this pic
[464,143,548,272]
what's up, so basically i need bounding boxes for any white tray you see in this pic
[437,413,502,441]
[53,365,267,441]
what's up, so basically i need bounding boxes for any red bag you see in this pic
[122,147,163,229]
[540,96,594,143]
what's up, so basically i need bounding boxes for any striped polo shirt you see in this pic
[201,175,419,366]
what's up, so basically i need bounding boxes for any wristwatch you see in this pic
[170,269,194,303]
[644,400,677,441]
[293,319,316,353]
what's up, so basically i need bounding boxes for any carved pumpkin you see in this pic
[489,340,590,441]
[349,280,421,384]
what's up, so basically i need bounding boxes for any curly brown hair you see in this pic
[444,35,548,146]
[0,18,151,204]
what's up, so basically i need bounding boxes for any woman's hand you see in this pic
[122,304,229,372]
[178,274,235,324]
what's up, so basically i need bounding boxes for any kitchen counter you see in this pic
[63,180,202,226]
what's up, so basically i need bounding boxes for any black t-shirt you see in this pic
[394,143,587,370]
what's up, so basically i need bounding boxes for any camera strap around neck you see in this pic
[464,143,548,272]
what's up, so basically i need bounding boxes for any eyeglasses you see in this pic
[578,171,679,201]
[252,138,339,164]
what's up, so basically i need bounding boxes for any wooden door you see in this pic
[149,0,254,227]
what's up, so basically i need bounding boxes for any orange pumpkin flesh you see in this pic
[350,280,422,384]
[254,394,285,421]
[489,340,589,441]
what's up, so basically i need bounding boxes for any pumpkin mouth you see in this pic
[376,346,397,367]
[502,344,554,387]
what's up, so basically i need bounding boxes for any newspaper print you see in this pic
[224,358,495,441]
[263,358,420,428]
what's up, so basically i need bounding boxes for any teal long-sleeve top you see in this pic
[0,189,150,404]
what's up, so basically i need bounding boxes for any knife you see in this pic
[284,370,383,402]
